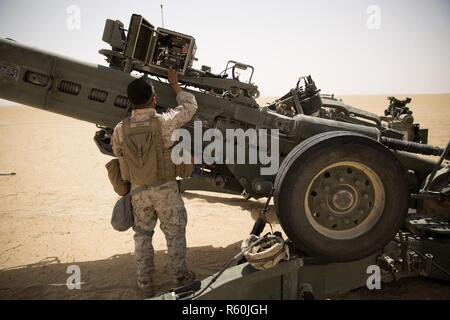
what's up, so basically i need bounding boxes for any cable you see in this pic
[181,192,278,300]
[180,235,270,300]
[219,66,233,77]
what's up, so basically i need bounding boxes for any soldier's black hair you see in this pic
[127,76,155,108]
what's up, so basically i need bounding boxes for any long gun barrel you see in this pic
[0,37,269,133]
[0,38,201,128]
[0,38,130,128]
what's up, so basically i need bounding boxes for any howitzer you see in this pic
[1,14,449,262]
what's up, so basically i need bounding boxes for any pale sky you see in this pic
[0,0,449,99]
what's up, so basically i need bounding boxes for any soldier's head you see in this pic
[127,76,157,110]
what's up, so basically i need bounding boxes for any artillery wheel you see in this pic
[274,131,409,262]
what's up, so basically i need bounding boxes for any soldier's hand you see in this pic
[168,66,182,95]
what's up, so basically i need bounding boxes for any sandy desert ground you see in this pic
[0,94,449,299]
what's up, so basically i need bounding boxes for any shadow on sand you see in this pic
[0,242,242,300]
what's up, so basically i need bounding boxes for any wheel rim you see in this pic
[304,161,385,240]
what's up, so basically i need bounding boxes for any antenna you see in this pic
[160,4,165,27]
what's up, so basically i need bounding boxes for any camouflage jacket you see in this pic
[111,91,198,184]
[112,91,198,155]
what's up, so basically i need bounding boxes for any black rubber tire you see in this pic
[274,131,409,262]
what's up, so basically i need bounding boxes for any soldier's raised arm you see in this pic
[160,67,198,138]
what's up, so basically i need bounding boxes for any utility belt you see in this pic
[106,158,169,196]
[130,180,174,196]
[107,157,184,197]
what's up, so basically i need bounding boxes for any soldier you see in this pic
[112,67,198,297]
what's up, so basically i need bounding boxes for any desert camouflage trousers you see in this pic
[131,180,189,287]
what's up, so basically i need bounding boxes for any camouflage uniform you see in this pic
[112,91,198,289]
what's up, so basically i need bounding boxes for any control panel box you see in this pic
[123,15,196,75]
[149,28,197,75]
